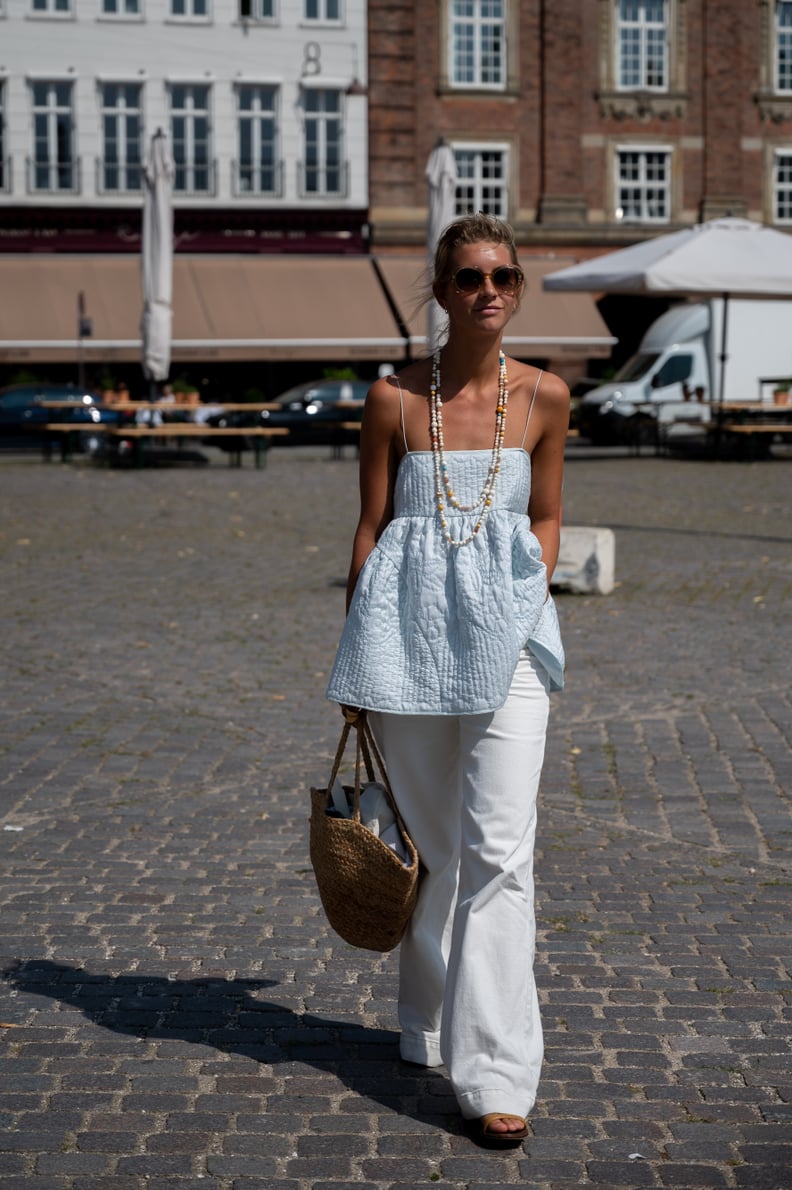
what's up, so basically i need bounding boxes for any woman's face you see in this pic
[434,240,522,336]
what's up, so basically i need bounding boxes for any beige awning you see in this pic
[0,254,408,363]
[375,256,617,358]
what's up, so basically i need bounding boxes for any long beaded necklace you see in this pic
[429,349,509,548]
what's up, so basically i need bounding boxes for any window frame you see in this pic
[452,141,510,220]
[597,0,686,119]
[98,81,144,194]
[299,86,345,198]
[615,0,668,92]
[29,0,73,15]
[772,147,792,224]
[234,82,281,197]
[239,0,276,20]
[30,79,78,194]
[169,82,214,195]
[302,0,342,23]
[99,0,143,18]
[168,0,210,22]
[775,1,792,93]
[613,143,673,225]
[445,0,508,93]
[0,80,7,194]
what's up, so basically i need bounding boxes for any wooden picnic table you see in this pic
[42,422,289,468]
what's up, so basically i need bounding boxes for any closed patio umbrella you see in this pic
[425,139,457,352]
[543,217,792,403]
[141,129,175,393]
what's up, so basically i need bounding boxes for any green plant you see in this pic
[322,366,358,381]
[242,386,266,403]
[8,368,41,385]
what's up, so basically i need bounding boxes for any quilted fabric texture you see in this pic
[327,449,565,715]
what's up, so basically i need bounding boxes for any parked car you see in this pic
[0,383,120,455]
[207,378,370,449]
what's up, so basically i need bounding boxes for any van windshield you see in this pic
[613,352,660,383]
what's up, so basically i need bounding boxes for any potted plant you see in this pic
[172,378,200,407]
[772,380,791,406]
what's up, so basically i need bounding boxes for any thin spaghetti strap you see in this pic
[520,369,543,449]
[393,374,409,454]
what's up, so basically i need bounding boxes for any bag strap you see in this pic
[358,717,413,841]
[325,713,375,803]
[325,713,413,843]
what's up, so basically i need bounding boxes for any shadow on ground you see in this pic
[2,959,461,1135]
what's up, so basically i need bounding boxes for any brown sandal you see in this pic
[472,1113,529,1147]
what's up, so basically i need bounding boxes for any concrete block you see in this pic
[552,526,615,595]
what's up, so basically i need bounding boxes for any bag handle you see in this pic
[325,713,411,838]
[325,711,375,799]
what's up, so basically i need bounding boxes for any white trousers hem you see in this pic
[400,1031,444,1067]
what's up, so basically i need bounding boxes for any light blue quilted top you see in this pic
[327,448,565,714]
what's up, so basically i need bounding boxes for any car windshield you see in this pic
[613,353,660,383]
[274,380,368,407]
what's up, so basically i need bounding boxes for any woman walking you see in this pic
[327,213,569,1145]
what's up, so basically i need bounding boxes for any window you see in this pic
[450,0,506,89]
[0,82,6,193]
[236,85,279,195]
[774,150,792,222]
[170,84,212,193]
[31,0,71,12]
[100,83,142,192]
[304,0,340,19]
[240,0,274,17]
[101,0,141,14]
[617,0,667,90]
[301,89,344,196]
[654,354,692,388]
[453,146,508,217]
[777,2,792,92]
[615,147,670,222]
[31,81,77,192]
[170,0,208,17]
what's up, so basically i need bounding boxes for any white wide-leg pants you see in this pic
[369,651,550,1121]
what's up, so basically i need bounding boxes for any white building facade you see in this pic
[0,0,368,219]
[0,0,407,387]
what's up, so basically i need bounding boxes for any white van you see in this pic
[578,299,792,444]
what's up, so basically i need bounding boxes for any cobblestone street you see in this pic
[0,442,790,1189]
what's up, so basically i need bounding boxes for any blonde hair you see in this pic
[432,212,520,285]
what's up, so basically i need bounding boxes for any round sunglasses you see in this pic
[448,265,524,296]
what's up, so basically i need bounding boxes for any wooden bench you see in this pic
[108,424,288,468]
[709,421,792,460]
[718,423,792,434]
[39,422,111,461]
[43,423,288,468]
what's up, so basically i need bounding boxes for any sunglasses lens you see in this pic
[454,268,483,294]
[451,267,523,294]
[493,267,521,293]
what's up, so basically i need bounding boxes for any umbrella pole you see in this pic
[717,292,729,405]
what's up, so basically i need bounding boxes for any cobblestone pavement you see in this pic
[0,442,790,1190]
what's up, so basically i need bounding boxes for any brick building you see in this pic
[367,0,792,370]
[3,1,788,389]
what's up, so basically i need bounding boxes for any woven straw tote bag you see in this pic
[310,712,420,951]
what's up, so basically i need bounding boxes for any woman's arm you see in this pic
[527,372,571,588]
[345,377,401,611]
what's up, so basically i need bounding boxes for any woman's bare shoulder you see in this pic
[507,359,569,403]
[365,362,430,411]
[537,368,571,406]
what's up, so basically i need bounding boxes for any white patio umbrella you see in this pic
[141,129,175,394]
[543,217,792,402]
[425,139,458,352]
